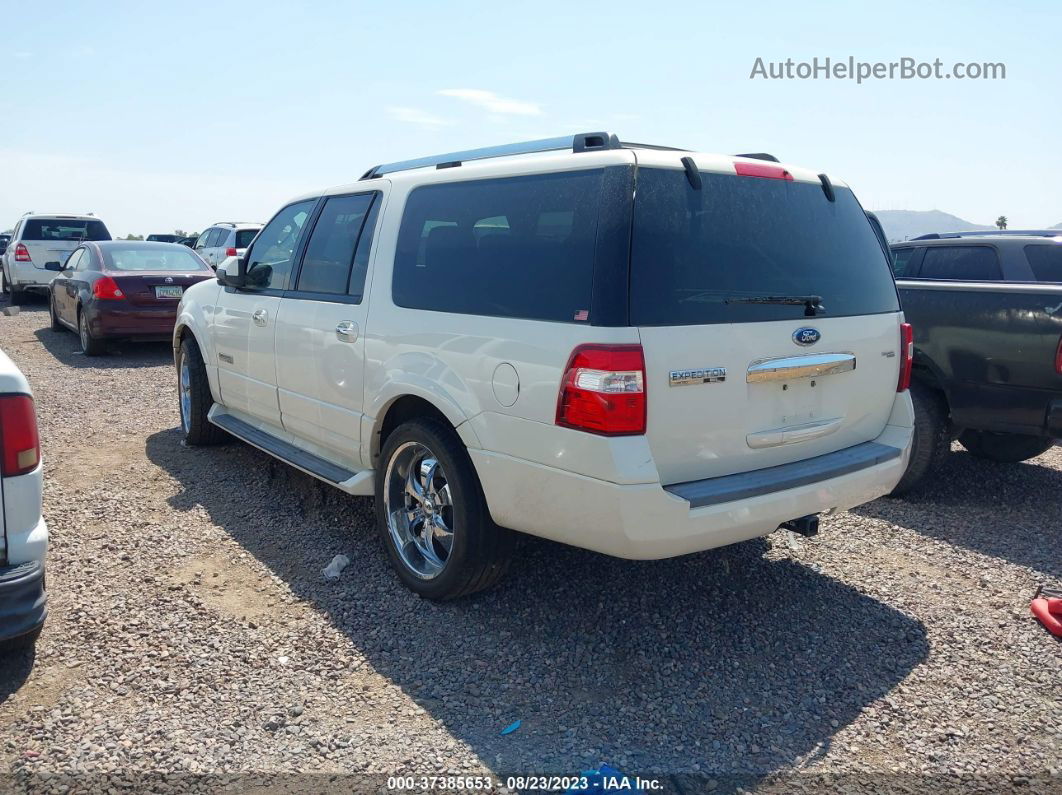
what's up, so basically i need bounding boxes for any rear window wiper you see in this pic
[726,294,825,316]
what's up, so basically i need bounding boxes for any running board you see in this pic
[210,412,374,494]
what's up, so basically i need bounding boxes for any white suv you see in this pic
[193,222,262,269]
[0,348,47,649]
[2,213,111,302]
[174,133,914,600]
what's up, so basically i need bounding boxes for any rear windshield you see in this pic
[103,246,211,272]
[22,218,110,242]
[630,169,899,325]
[235,229,259,249]
[1025,243,1062,282]
[146,234,178,242]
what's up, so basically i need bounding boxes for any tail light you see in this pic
[556,344,646,435]
[0,395,41,476]
[225,247,237,257]
[1055,337,1062,375]
[898,322,914,392]
[93,276,125,300]
[14,243,31,262]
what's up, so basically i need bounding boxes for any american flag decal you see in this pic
[574,309,589,321]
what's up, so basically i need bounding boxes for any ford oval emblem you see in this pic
[793,327,821,346]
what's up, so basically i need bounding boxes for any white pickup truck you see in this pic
[0,347,47,650]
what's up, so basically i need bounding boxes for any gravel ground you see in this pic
[0,297,1059,793]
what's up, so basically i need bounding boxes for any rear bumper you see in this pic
[472,414,913,560]
[0,560,46,643]
[951,383,1062,438]
[6,263,56,290]
[87,303,178,339]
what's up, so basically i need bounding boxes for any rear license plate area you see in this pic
[154,286,183,298]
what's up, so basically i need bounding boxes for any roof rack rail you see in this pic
[360,132,621,179]
[912,229,1062,240]
[734,153,780,163]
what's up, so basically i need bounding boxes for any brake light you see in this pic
[898,322,914,392]
[14,244,31,262]
[1055,337,1062,375]
[556,344,646,435]
[225,247,237,257]
[93,276,125,300]
[0,395,41,476]
[734,161,794,181]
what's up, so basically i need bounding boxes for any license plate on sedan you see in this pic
[154,286,183,299]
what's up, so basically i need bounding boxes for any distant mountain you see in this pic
[1053,222,1062,229]
[871,210,993,242]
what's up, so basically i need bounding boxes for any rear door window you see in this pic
[630,168,899,325]
[295,193,376,296]
[919,246,1002,281]
[890,247,922,278]
[206,228,225,247]
[22,218,110,241]
[392,170,603,322]
[1024,244,1062,282]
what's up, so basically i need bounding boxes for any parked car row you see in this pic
[3,131,1059,612]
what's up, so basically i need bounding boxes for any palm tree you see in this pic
[996,215,1008,230]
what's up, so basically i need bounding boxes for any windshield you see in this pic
[103,246,211,272]
[22,218,111,242]
[630,168,899,325]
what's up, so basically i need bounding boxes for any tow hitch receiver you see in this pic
[781,514,820,537]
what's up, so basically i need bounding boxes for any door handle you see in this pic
[335,320,359,342]
[252,309,268,327]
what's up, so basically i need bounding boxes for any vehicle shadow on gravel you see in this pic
[146,427,928,783]
[857,446,1062,578]
[0,646,35,708]
[32,325,173,369]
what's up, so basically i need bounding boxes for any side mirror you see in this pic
[44,261,63,271]
[217,258,247,288]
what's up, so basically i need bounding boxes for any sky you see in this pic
[0,0,1059,236]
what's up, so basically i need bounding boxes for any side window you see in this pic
[245,200,316,291]
[194,229,211,249]
[207,228,225,248]
[1025,245,1062,282]
[890,247,921,277]
[349,196,381,300]
[919,246,1002,281]
[295,194,375,296]
[392,170,603,321]
[64,248,84,271]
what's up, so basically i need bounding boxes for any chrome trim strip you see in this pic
[746,352,856,383]
[896,279,1062,295]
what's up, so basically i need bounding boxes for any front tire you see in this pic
[177,337,226,446]
[49,294,63,331]
[0,624,42,653]
[890,382,951,496]
[958,430,1053,463]
[78,309,105,356]
[376,418,514,600]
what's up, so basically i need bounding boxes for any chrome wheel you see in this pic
[383,441,455,579]
[179,357,192,433]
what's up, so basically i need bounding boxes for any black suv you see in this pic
[889,231,1062,493]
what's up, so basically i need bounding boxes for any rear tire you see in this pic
[177,337,226,446]
[78,309,105,356]
[10,285,25,305]
[958,430,1053,463]
[890,382,951,496]
[376,417,514,600]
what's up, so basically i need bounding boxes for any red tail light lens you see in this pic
[14,243,31,262]
[93,276,125,300]
[734,161,794,181]
[0,395,41,476]
[556,344,646,435]
[898,322,914,392]
[225,247,237,257]
[1055,337,1062,375]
